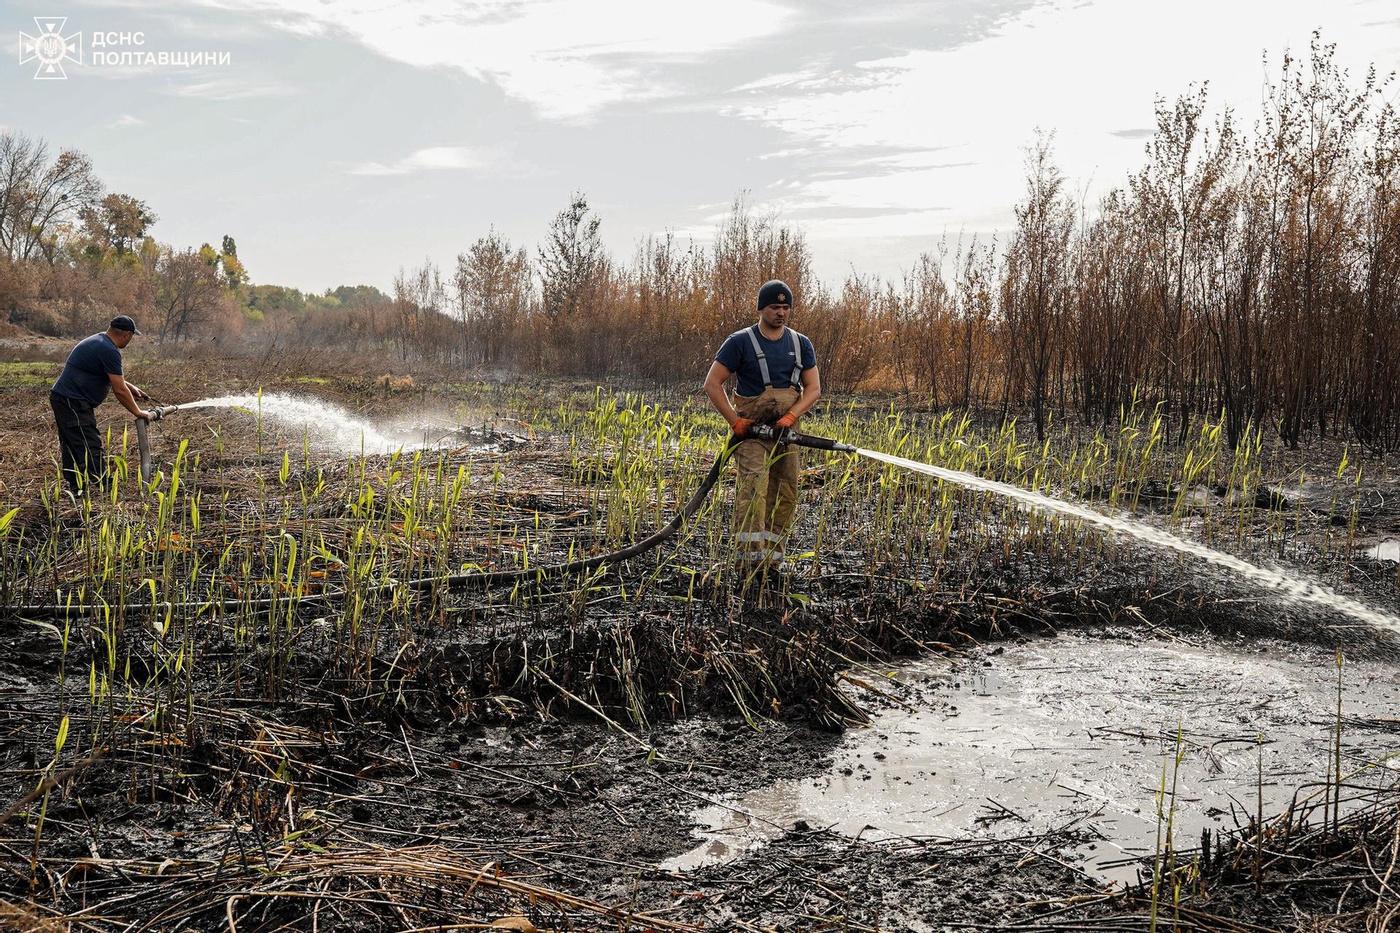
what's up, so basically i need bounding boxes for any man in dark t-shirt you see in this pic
[703,280,822,582]
[50,315,153,495]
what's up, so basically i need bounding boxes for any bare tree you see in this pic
[1004,133,1075,440]
[0,131,101,263]
[392,261,446,362]
[154,247,225,343]
[1350,93,1400,449]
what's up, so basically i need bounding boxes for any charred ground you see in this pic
[0,351,1397,931]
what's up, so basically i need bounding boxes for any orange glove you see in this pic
[774,412,798,430]
[731,417,754,438]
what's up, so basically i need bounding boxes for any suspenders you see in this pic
[743,325,803,389]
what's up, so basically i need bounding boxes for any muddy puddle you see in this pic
[1368,540,1400,563]
[665,631,1400,885]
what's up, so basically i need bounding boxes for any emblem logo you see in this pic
[19,17,83,80]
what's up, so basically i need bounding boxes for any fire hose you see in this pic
[10,419,854,619]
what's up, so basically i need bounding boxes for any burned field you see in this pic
[1,359,1399,931]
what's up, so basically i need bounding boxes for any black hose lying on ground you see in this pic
[422,433,740,592]
[2,437,740,620]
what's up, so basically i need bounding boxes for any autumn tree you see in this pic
[392,261,446,361]
[80,193,156,257]
[220,235,248,288]
[1261,38,1376,446]
[454,229,533,367]
[708,195,810,333]
[154,247,226,343]
[1349,91,1400,449]
[631,232,705,381]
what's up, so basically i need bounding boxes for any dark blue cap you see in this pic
[757,279,792,310]
[110,315,141,334]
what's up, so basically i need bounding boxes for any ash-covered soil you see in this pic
[1,355,1398,930]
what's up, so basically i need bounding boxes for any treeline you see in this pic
[0,132,246,343]
[997,39,1400,452]
[386,39,1399,451]
[0,134,387,346]
[2,37,1397,450]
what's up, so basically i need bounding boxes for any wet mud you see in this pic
[1,368,1398,930]
[665,631,1400,887]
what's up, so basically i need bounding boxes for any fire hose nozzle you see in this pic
[742,423,856,453]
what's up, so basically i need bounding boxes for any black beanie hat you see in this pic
[757,279,793,310]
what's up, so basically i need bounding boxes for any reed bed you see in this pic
[0,384,1395,929]
[0,386,1390,761]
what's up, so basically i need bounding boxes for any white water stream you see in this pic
[176,393,455,454]
[856,448,1400,639]
[160,398,1400,638]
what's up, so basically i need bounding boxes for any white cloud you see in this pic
[262,15,327,38]
[108,113,146,128]
[191,0,793,120]
[730,0,1400,244]
[167,78,296,100]
[347,145,488,176]
[731,66,828,94]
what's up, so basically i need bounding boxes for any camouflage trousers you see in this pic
[731,387,801,578]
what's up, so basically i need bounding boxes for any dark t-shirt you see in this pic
[52,333,123,406]
[715,326,817,396]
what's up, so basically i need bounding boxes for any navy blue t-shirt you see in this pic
[52,333,123,406]
[715,326,817,396]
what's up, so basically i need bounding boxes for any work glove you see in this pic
[731,417,754,438]
[774,412,799,430]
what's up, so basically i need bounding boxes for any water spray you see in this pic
[44,402,1399,644]
[130,392,449,483]
[732,421,1400,638]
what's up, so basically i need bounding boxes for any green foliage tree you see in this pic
[326,284,389,309]
[218,235,248,288]
[246,284,306,315]
[222,253,248,289]
[80,193,157,257]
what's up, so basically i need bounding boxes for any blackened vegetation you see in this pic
[0,386,1397,929]
[1,539,1392,929]
[1040,782,1400,932]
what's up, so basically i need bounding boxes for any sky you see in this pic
[2,0,1398,295]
